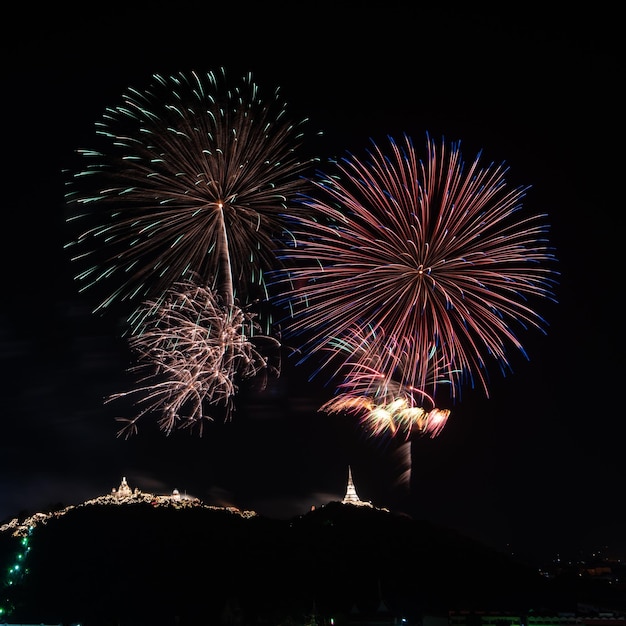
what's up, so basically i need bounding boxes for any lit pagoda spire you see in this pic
[342,466,368,506]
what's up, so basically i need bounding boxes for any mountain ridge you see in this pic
[0,498,622,625]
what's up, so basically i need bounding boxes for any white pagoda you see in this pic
[342,466,372,507]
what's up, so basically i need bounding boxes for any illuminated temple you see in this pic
[112,476,135,499]
[342,466,373,508]
[1,471,379,540]
[111,476,185,502]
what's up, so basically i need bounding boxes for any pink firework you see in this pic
[275,133,557,429]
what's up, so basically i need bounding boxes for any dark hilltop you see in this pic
[2,492,624,626]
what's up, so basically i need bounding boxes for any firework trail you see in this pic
[64,69,316,433]
[274,133,558,440]
[394,442,412,488]
[110,276,280,437]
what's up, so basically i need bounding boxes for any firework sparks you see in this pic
[274,133,558,435]
[317,324,453,439]
[322,394,450,440]
[65,68,315,324]
[110,276,280,437]
[64,69,317,431]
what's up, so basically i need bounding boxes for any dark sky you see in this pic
[1,6,622,565]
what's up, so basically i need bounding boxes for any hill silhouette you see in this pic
[0,499,616,625]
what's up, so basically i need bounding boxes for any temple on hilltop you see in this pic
[111,476,186,502]
[342,466,373,508]
[112,476,134,498]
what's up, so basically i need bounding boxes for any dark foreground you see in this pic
[1,500,623,625]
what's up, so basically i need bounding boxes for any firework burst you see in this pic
[110,276,280,437]
[65,68,315,323]
[274,133,558,434]
[64,69,317,432]
[315,323,453,439]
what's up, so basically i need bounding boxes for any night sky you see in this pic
[1,6,622,565]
